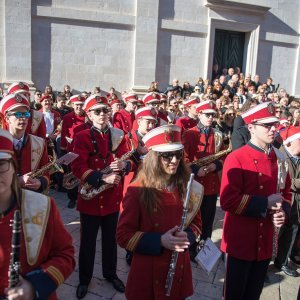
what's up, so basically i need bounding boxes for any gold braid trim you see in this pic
[235,194,250,215]
[81,169,93,182]
[46,265,64,285]
[126,231,144,252]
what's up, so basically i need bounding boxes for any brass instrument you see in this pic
[62,172,80,190]
[80,149,135,200]
[30,150,64,179]
[191,138,232,167]
[165,173,195,296]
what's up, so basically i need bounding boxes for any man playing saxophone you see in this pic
[117,125,203,300]
[182,100,224,259]
[72,95,135,298]
[0,94,49,193]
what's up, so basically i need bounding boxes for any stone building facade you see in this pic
[0,0,299,97]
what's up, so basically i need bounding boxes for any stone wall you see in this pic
[0,0,299,97]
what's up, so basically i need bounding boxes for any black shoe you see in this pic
[105,277,125,293]
[76,284,88,299]
[281,265,300,277]
[67,199,76,209]
[126,252,132,266]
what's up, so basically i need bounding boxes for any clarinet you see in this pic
[8,210,22,288]
[165,173,194,296]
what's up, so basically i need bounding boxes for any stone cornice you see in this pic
[205,0,271,15]
[33,6,135,28]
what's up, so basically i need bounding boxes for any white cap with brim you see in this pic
[142,124,184,152]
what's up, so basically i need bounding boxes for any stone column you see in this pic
[132,0,159,94]
[3,0,33,89]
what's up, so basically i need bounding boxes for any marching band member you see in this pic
[113,92,138,134]
[182,100,224,258]
[175,97,200,133]
[274,127,300,277]
[0,94,49,193]
[72,95,134,298]
[117,124,203,300]
[60,95,86,153]
[39,94,61,142]
[0,129,75,300]
[7,82,47,139]
[220,102,291,299]
[60,95,85,208]
[123,106,158,196]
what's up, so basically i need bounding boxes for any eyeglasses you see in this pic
[275,110,282,113]
[159,150,183,162]
[92,108,109,115]
[7,111,31,119]
[36,93,42,96]
[252,122,280,130]
[203,113,216,118]
[0,159,11,173]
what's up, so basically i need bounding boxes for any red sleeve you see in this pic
[113,112,123,130]
[116,185,144,251]
[41,198,75,285]
[60,115,69,150]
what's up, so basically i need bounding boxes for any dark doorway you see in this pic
[212,29,245,79]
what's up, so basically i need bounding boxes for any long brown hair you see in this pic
[134,150,190,214]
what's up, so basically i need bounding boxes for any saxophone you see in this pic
[165,173,195,296]
[62,172,80,190]
[80,149,135,200]
[8,210,22,289]
[191,138,232,167]
[30,150,64,179]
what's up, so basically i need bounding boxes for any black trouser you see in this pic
[224,255,270,300]
[67,186,78,201]
[200,194,218,240]
[79,212,119,285]
[276,222,298,266]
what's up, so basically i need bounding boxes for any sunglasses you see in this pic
[203,113,216,118]
[92,108,109,115]
[36,93,42,96]
[252,122,280,130]
[228,113,236,116]
[275,110,282,113]
[159,150,183,162]
[7,111,31,119]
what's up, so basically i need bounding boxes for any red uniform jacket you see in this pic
[113,109,135,134]
[182,125,223,195]
[0,191,75,299]
[220,143,291,261]
[117,181,203,300]
[68,122,92,152]
[60,111,85,152]
[72,126,132,216]
[14,133,50,190]
[26,110,47,139]
[175,116,198,133]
